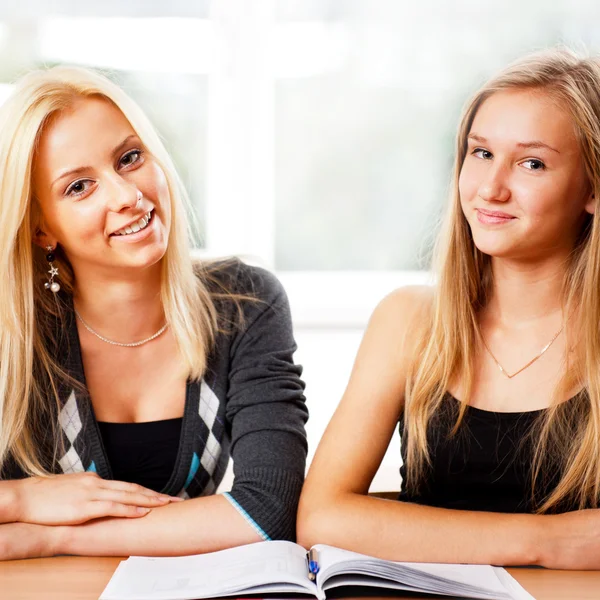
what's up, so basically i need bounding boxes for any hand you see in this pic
[539,509,600,569]
[13,472,181,526]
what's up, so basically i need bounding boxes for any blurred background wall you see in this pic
[2,0,600,490]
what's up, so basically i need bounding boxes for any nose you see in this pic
[106,174,143,213]
[477,165,511,204]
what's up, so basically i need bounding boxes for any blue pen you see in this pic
[307,548,319,581]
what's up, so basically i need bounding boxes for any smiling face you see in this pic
[32,97,171,278]
[458,88,595,262]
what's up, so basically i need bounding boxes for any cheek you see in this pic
[516,178,568,220]
[154,169,171,225]
[157,174,170,213]
[458,163,476,208]
[143,164,170,210]
[54,202,106,246]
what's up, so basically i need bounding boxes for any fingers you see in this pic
[99,479,182,502]
[21,473,185,526]
[88,501,154,520]
[96,489,172,508]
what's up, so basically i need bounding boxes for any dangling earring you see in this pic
[44,245,60,293]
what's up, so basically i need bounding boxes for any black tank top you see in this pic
[97,418,183,493]
[398,393,584,513]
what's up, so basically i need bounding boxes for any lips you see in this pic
[476,208,514,219]
[476,208,516,225]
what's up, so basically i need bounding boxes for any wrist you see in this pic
[45,524,70,557]
[517,513,547,567]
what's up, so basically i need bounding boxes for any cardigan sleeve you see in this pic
[224,264,308,542]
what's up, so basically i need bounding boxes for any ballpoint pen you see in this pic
[307,548,319,582]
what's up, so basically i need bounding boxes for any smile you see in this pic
[476,209,515,225]
[112,211,153,236]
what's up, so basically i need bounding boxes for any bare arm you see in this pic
[0,495,257,559]
[0,495,261,560]
[297,287,547,567]
[54,494,261,557]
[0,481,18,523]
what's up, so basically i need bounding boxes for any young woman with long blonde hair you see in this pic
[298,48,600,569]
[0,66,307,559]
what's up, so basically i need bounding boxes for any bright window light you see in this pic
[38,18,218,74]
[272,22,349,78]
[0,84,13,106]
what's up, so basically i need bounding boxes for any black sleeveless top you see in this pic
[97,418,183,493]
[398,393,585,513]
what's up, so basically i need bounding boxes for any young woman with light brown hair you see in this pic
[0,66,307,560]
[298,48,600,569]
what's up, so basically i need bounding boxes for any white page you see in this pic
[313,545,534,600]
[100,541,315,600]
[493,568,537,600]
[323,575,511,600]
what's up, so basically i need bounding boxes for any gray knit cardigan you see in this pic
[4,260,308,541]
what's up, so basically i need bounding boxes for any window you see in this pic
[2,0,599,490]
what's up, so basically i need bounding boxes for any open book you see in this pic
[100,541,535,600]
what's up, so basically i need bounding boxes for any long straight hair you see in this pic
[0,66,220,475]
[404,48,600,512]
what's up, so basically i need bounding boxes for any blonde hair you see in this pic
[404,47,600,512]
[0,66,221,475]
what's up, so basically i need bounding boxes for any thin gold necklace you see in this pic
[481,325,564,379]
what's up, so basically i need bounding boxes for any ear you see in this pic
[32,225,58,251]
[584,192,596,215]
[30,197,58,250]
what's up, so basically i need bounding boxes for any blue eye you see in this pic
[472,148,493,160]
[522,159,546,171]
[65,179,93,197]
[119,149,144,168]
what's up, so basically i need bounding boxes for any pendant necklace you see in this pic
[481,325,564,379]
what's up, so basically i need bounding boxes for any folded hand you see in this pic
[13,472,181,526]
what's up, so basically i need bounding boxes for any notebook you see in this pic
[99,541,535,600]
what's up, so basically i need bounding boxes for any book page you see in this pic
[313,545,534,600]
[100,541,315,600]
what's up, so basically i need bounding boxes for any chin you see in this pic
[118,243,168,271]
[470,233,519,259]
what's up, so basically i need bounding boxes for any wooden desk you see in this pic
[0,556,599,600]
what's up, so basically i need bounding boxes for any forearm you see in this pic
[0,521,59,560]
[298,493,543,566]
[0,480,20,524]
[57,494,262,557]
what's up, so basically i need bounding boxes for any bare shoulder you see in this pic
[343,285,434,415]
[370,285,434,336]
[356,285,435,373]
[381,285,434,312]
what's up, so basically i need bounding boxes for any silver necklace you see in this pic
[74,309,169,348]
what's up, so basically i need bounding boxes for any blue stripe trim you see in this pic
[184,453,200,489]
[86,461,97,473]
[223,492,271,541]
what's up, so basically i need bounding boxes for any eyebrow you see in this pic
[467,133,560,154]
[51,134,141,190]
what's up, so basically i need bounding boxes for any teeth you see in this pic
[114,211,152,236]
